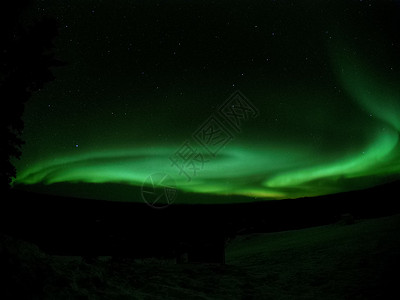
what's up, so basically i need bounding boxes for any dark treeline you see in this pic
[0,0,62,190]
[2,179,399,261]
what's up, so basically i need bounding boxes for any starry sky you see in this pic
[13,0,400,204]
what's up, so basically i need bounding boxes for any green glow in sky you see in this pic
[15,52,400,201]
[12,0,400,203]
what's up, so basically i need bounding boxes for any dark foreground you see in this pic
[1,181,400,298]
[1,213,399,299]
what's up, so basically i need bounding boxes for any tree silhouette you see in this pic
[0,1,63,190]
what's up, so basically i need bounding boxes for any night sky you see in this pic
[13,0,400,204]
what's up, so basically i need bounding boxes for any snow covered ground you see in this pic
[2,214,399,299]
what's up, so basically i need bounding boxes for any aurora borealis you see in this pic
[12,0,400,203]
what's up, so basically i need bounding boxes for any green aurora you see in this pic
[14,50,400,201]
[12,0,400,203]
